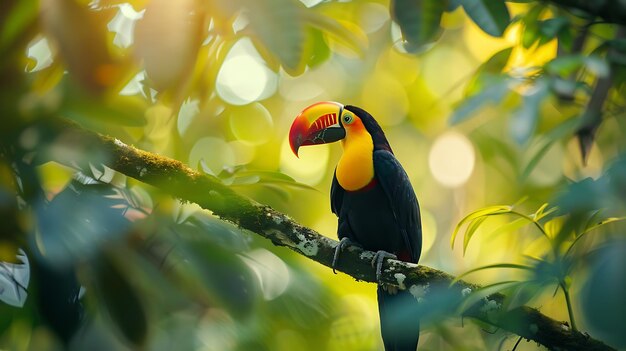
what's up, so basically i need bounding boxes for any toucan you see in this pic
[289,102,422,351]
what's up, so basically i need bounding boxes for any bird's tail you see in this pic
[377,286,420,351]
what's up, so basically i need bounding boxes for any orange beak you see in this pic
[289,101,346,157]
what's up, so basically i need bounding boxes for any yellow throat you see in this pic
[336,122,374,191]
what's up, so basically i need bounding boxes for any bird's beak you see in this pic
[289,101,346,157]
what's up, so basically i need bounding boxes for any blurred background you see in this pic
[1,0,625,350]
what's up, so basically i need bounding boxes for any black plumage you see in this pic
[330,105,422,351]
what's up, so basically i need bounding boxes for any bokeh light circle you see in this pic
[216,55,274,105]
[241,248,290,301]
[189,137,235,174]
[228,103,274,145]
[360,72,409,126]
[428,131,475,187]
[420,210,437,254]
[279,136,329,186]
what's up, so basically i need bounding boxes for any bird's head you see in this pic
[289,101,375,157]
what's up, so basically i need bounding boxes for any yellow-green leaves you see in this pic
[450,205,512,254]
[451,202,559,255]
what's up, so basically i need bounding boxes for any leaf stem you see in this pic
[560,281,577,331]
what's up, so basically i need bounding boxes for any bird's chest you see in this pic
[335,135,374,191]
[340,184,403,253]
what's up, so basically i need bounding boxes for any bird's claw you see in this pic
[332,237,354,274]
[371,250,397,283]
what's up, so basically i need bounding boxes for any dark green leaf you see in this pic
[580,240,626,348]
[539,16,569,40]
[177,242,259,318]
[36,178,133,266]
[447,0,462,11]
[520,3,545,48]
[460,0,511,37]
[390,0,446,53]
[94,253,147,346]
[521,22,540,48]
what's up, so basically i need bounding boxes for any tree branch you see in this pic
[34,117,616,351]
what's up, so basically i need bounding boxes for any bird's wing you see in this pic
[330,170,344,216]
[373,150,422,263]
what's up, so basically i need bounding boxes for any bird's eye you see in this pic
[343,113,353,124]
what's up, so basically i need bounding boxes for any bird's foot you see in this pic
[332,237,356,274]
[371,250,397,282]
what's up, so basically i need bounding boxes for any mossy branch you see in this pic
[35,117,616,351]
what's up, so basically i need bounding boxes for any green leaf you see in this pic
[520,3,545,48]
[545,55,585,76]
[243,0,305,75]
[176,242,259,317]
[450,78,510,124]
[463,216,488,255]
[509,78,549,145]
[61,86,147,127]
[580,240,626,347]
[504,281,544,311]
[481,47,514,74]
[460,0,511,37]
[94,254,147,347]
[448,0,462,11]
[534,203,558,221]
[303,11,367,58]
[521,117,579,180]
[0,0,38,54]
[522,21,540,48]
[306,28,331,68]
[487,217,530,238]
[539,16,569,40]
[566,216,626,256]
[451,205,512,249]
[464,47,513,96]
[452,263,534,285]
[457,280,521,313]
[390,0,446,53]
[231,170,318,191]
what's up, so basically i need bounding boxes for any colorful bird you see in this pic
[289,101,423,351]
